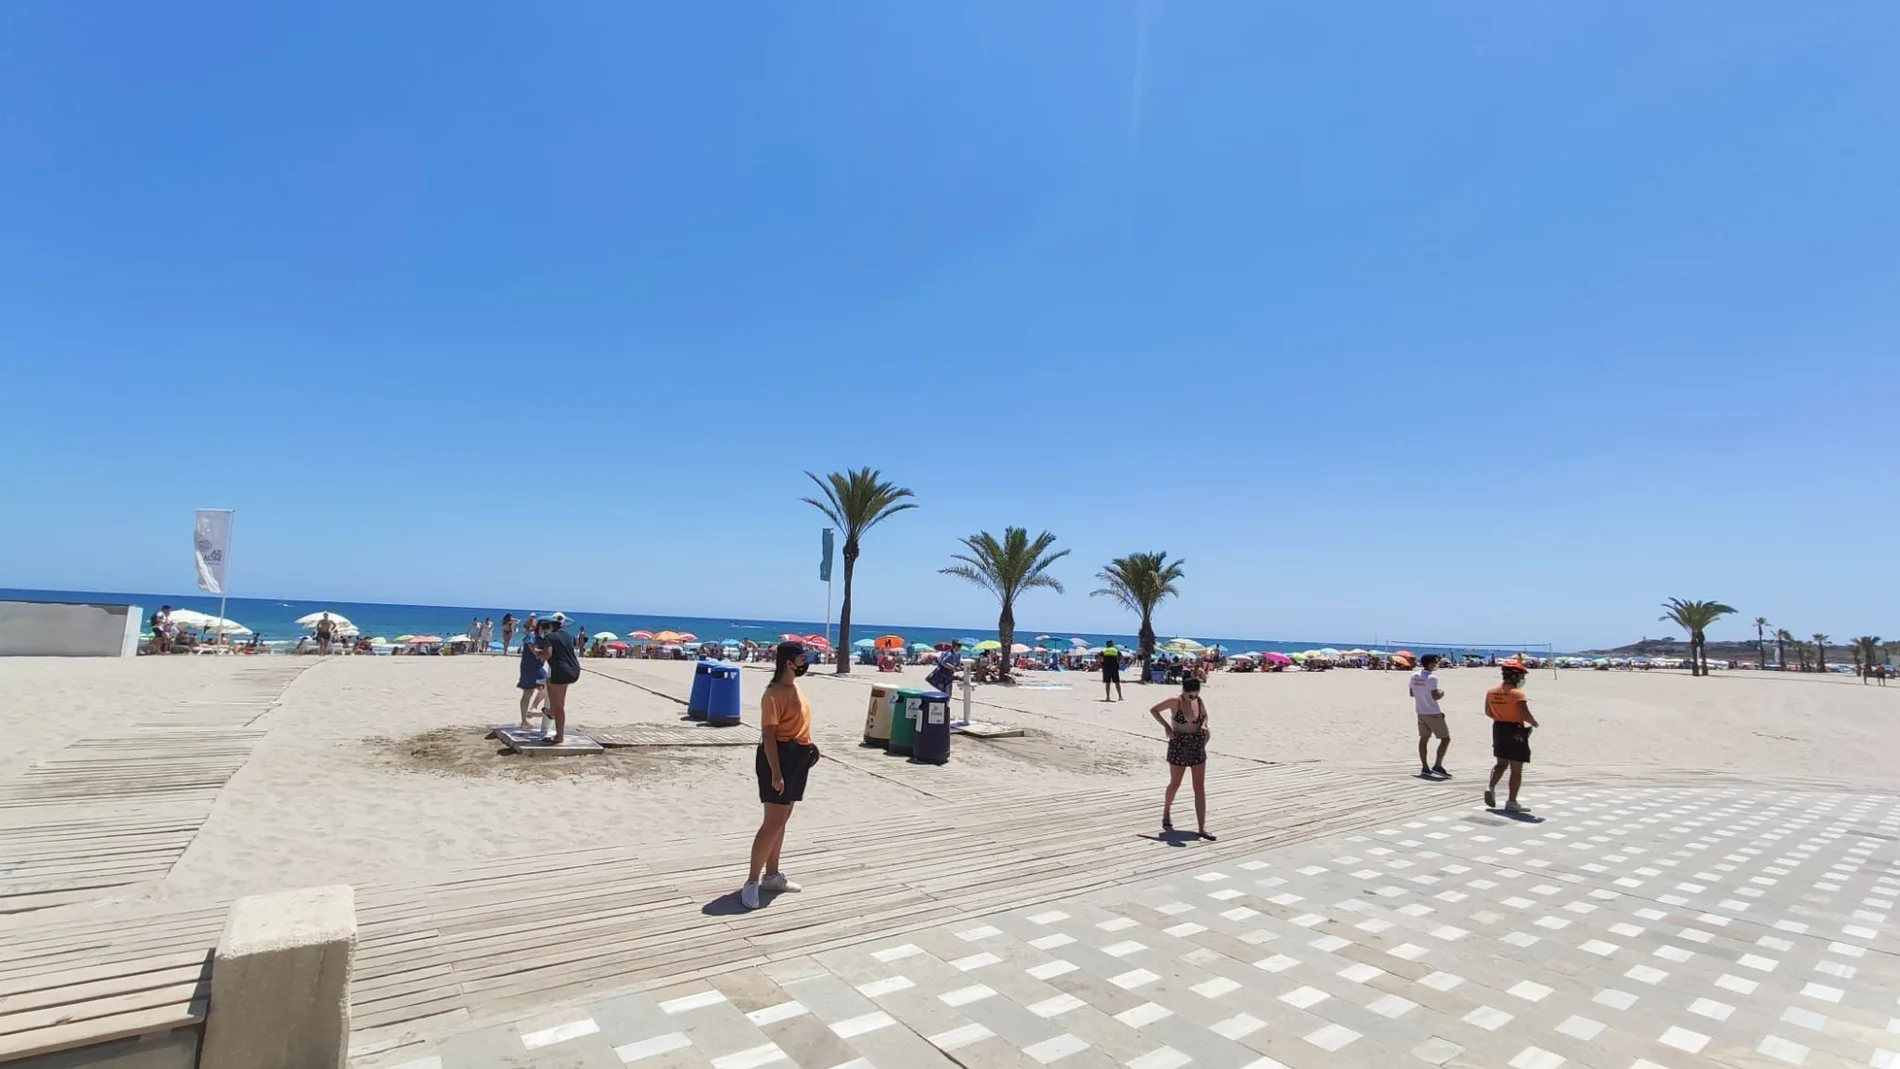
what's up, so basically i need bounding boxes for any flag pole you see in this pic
[218,511,234,647]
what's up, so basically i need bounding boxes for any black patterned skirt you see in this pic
[1167,732,1207,767]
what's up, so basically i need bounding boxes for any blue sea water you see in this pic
[0,588,1545,657]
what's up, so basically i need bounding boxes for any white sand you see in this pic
[4,654,1897,912]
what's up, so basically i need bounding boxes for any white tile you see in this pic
[1687,998,1733,1022]
[1111,968,1160,990]
[711,1044,787,1069]
[1281,985,1329,1008]
[831,1012,896,1039]
[1464,1005,1512,1030]
[1509,1048,1564,1069]
[1309,935,1350,952]
[615,1032,691,1062]
[1368,994,1416,1018]
[855,976,915,997]
[1213,1012,1266,1039]
[1254,954,1298,973]
[1502,932,1540,948]
[1208,888,1246,902]
[1028,959,1077,980]
[520,1019,599,1049]
[1389,943,1429,960]
[1755,1035,1809,1065]
[1028,910,1070,924]
[1508,980,1553,1002]
[1029,993,1087,1018]
[1715,973,1759,995]
[927,1023,993,1051]
[1339,962,1384,983]
[1801,982,1844,1003]
[1192,977,1241,998]
[1555,1015,1604,1040]
[950,953,1000,971]
[1115,1002,1172,1027]
[746,1000,808,1025]
[1097,917,1139,932]
[1155,901,1192,915]
[1102,941,1146,958]
[1220,907,1260,921]
[1658,1026,1710,1054]
[1030,933,1075,950]
[1127,1048,1192,1069]
[1654,945,1694,963]
[1303,1024,1360,1052]
[1781,1007,1827,1031]
[1026,1032,1086,1063]
[1739,954,1778,972]
[660,990,728,1014]
[1420,971,1463,991]
[1624,965,1668,984]
[1163,922,1206,937]
[939,985,994,1008]
[1594,989,1638,1010]
[1580,940,1619,956]
[957,925,1002,941]
[1413,1037,1464,1065]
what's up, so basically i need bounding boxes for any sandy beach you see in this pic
[4,655,1894,913]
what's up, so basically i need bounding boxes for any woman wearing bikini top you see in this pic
[1149,676,1215,840]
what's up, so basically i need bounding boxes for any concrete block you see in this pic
[200,885,356,1069]
[0,600,143,657]
[12,1028,198,1069]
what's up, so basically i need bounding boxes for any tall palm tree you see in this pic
[1794,641,1811,672]
[1774,628,1793,670]
[1659,598,1738,677]
[801,468,917,675]
[1852,636,1882,682]
[1813,633,1830,673]
[1754,617,1770,671]
[941,527,1068,681]
[1091,552,1186,676]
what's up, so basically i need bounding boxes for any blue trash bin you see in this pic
[911,690,951,765]
[706,664,743,726]
[688,660,720,720]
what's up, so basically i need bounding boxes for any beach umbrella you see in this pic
[1318,648,1341,658]
[1069,637,1090,648]
[676,632,698,643]
[606,641,629,650]
[779,633,805,643]
[394,634,415,643]
[406,635,441,644]
[803,635,832,650]
[629,630,654,641]
[974,639,1003,651]
[1263,652,1293,664]
[593,631,619,642]
[171,609,251,636]
[654,630,685,643]
[1289,652,1308,661]
[960,637,981,646]
[1010,643,1030,654]
[295,611,354,629]
[853,638,877,649]
[874,634,906,651]
[911,643,933,652]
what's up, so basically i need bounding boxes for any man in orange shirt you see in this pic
[743,641,821,910]
[1484,661,1540,813]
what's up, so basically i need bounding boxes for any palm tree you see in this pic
[941,527,1068,681]
[801,468,917,675]
[1852,636,1882,682]
[1813,633,1830,673]
[1774,628,1793,671]
[1659,598,1738,677]
[1754,617,1770,671]
[1091,552,1186,677]
[1794,641,1811,672]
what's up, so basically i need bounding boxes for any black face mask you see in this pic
[793,661,809,677]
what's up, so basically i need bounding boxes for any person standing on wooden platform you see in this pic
[537,613,581,745]
[743,641,821,910]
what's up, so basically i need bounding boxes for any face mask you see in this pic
[793,661,809,677]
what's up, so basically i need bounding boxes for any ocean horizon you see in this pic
[0,588,1560,657]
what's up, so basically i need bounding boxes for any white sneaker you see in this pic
[741,881,761,910]
[761,873,802,893]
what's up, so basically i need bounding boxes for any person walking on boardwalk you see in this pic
[1409,654,1451,778]
[1484,661,1540,813]
[537,613,582,745]
[1149,676,1215,840]
[743,641,821,910]
[1102,639,1125,701]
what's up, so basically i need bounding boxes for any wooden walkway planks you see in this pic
[344,763,1435,1049]
[0,661,311,915]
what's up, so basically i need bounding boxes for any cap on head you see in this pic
[549,612,567,625]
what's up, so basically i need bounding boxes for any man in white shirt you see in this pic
[1409,654,1450,778]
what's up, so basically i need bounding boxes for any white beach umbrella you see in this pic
[295,611,355,630]
[170,609,251,636]
[593,631,620,642]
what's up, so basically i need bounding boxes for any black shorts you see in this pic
[1104,663,1121,682]
[757,740,817,805]
[1492,720,1532,763]
[547,671,579,687]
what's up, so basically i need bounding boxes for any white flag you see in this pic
[194,509,235,595]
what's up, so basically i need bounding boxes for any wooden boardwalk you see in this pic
[0,660,309,915]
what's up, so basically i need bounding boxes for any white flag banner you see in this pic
[194,509,235,595]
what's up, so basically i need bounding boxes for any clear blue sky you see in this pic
[2,2,1894,648]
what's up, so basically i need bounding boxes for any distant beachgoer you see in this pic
[518,625,549,728]
[537,613,581,744]
[315,613,336,655]
[480,617,494,653]
[1102,640,1125,701]
[576,625,588,653]
[1484,662,1540,813]
[1149,676,1214,839]
[1409,654,1450,778]
[501,613,516,654]
[151,605,173,654]
[467,618,481,653]
[743,640,819,910]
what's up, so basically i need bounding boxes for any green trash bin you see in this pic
[888,688,924,757]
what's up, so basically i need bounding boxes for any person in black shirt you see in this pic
[536,613,582,744]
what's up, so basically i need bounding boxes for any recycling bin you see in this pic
[863,684,899,748]
[911,690,951,765]
[706,664,742,726]
[888,688,924,757]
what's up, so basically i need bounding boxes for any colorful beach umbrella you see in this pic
[406,635,441,644]
[593,631,619,642]
[1010,643,1030,654]
[853,638,877,649]
[973,640,1003,651]
[1264,652,1293,664]
[874,634,906,651]
[629,630,654,640]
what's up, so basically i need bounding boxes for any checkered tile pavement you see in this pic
[354,786,1900,1068]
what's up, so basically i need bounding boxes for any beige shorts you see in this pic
[1417,714,1450,740]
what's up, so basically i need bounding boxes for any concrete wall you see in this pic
[0,600,143,658]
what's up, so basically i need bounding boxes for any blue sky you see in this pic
[2,2,1894,648]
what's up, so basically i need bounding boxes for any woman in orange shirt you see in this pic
[743,641,821,910]
[1484,661,1540,813]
